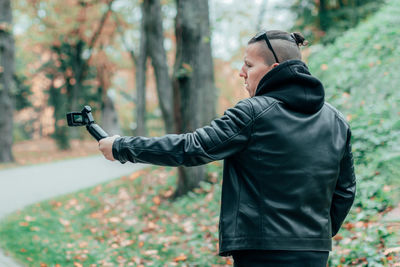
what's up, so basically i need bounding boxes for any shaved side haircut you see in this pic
[248,30,308,65]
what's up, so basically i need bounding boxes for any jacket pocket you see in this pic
[236,202,261,237]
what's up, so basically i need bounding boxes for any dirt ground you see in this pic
[0,138,100,169]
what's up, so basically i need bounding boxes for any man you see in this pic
[99,30,356,266]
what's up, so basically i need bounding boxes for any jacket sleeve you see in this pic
[330,128,357,236]
[112,99,254,166]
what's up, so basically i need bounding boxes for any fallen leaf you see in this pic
[163,189,173,198]
[152,196,161,205]
[173,254,187,262]
[333,234,343,241]
[144,250,158,255]
[384,247,400,255]
[109,217,121,223]
[79,242,88,248]
[128,170,146,180]
[19,221,29,227]
[121,239,134,247]
[383,185,391,192]
[343,223,354,230]
[59,218,71,227]
[25,216,36,222]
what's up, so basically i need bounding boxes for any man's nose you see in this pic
[239,66,247,78]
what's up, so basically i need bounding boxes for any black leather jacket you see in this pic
[112,60,356,256]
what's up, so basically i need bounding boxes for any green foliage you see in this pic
[13,120,34,142]
[13,74,32,111]
[40,38,100,150]
[291,0,385,44]
[308,0,400,264]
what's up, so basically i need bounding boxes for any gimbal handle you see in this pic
[87,123,109,141]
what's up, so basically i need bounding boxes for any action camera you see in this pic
[66,105,108,141]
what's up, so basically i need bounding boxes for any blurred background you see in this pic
[0,0,399,266]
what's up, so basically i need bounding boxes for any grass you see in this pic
[0,163,233,266]
[1,161,398,267]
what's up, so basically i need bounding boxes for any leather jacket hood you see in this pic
[256,60,325,114]
[112,60,356,257]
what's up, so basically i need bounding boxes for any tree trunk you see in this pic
[145,0,174,134]
[173,0,216,198]
[67,40,86,142]
[319,0,329,31]
[102,93,121,136]
[97,57,120,136]
[0,0,15,163]
[48,76,70,150]
[135,2,148,137]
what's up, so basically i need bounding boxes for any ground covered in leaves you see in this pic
[0,164,234,266]
[0,161,399,266]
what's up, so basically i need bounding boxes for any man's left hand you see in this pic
[99,135,120,161]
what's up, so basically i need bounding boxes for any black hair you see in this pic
[248,30,308,64]
[248,30,308,46]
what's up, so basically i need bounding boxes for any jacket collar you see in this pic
[255,60,325,114]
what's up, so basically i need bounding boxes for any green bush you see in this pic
[308,0,400,264]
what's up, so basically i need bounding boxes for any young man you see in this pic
[99,30,356,266]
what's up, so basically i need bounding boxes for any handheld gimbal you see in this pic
[66,105,108,141]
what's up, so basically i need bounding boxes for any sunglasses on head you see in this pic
[253,31,280,64]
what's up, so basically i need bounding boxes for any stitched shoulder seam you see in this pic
[324,102,350,127]
[207,99,255,153]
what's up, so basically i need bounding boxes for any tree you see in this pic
[95,50,121,136]
[173,0,216,197]
[116,0,215,196]
[0,0,15,162]
[135,2,148,136]
[145,0,174,134]
[113,0,174,136]
[34,0,117,149]
[291,0,385,44]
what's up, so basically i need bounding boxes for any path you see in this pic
[0,155,145,267]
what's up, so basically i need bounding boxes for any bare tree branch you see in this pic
[87,0,115,53]
[111,11,137,65]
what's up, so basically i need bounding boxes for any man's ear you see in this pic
[272,63,279,68]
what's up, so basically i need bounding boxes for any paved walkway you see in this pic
[0,155,145,267]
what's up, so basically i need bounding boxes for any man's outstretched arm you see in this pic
[99,99,254,166]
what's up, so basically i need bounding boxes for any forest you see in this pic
[0,0,399,266]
